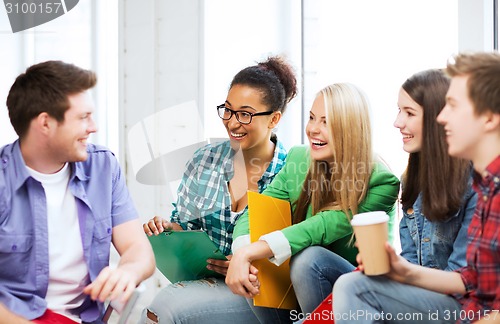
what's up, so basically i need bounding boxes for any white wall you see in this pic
[119,0,203,222]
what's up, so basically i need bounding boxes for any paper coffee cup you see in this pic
[351,211,390,275]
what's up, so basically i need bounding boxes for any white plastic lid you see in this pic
[351,211,389,226]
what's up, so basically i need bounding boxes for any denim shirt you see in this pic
[399,182,477,271]
[0,140,138,322]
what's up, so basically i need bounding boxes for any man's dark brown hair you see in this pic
[6,60,97,138]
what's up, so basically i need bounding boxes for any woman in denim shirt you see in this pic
[394,69,477,271]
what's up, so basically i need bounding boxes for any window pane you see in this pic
[303,0,459,177]
[0,1,119,153]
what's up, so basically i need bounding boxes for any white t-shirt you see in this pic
[27,163,89,323]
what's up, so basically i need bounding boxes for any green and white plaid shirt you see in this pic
[171,137,287,255]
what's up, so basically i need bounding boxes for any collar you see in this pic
[8,140,90,190]
[473,155,500,189]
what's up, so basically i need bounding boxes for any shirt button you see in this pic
[407,208,414,215]
[494,177,499,184]
[12,245,17,251]
[422,238,430,242]
[483,195,488,202]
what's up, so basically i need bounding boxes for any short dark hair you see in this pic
[6,60,97,138]
[446,52,500,115]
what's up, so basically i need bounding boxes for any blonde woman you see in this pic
[227,83,400,321]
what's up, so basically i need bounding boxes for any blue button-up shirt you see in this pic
[0,140,138,322]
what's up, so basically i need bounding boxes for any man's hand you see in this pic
[83,266,139,303]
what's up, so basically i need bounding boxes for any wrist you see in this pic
[404,262,421,284]
[237,245,255,262]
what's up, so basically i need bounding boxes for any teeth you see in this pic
[312,141,326,146]
[231,132,246,138]
[403,135,413,139]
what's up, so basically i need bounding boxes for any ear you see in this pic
[35,112,55,135]
[484,111,500,132]
[268,111,282,129]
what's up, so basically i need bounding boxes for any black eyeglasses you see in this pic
[216,104,274,125]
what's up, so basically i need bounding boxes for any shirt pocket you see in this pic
[0,234,32,280]
[403,210,418,238]
[193,195,218,212]
[92,220,112,262]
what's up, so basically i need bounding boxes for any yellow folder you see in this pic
[248,191,299,310]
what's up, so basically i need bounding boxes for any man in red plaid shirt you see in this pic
[333,51,500,324]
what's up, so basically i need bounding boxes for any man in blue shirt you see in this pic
[0,61,155,323]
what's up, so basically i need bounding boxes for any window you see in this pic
[202,0,463,178]
[302,0,459,178]
[0,1,118,154]
[496,0,499,50]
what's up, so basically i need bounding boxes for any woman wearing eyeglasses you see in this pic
[226,83,400,322]
[142,56,297,323]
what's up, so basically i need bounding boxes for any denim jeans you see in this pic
[290,246,355,314]
[333,272,462,324]
[246,299,294,324]
[138,277,259,323]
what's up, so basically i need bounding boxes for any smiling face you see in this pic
[394,88,424,153]
[306,93,333,162]
[222,84,277,152]
[48,91,97,164]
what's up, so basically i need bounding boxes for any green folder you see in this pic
[148,230,228,283]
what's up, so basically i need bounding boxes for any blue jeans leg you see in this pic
[246,299,294,324]
[138,277,259,324]
[290,246,355,314]
[333,272,462,324]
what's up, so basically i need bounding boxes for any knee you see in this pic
[144,308,159,324]
[290,246,323,280]
[145,285,187,322]
[332,271,362,297]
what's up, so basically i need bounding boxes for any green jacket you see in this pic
[233,145,400,265]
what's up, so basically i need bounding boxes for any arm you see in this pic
[84,219,155,303]
[226,240,273,298]
[370,242,466,295]
[0,304,29,324]
[169,148,212,231]
[445,189,477,271]
[473,312,500,323]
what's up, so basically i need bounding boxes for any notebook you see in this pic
[148,230,227,283]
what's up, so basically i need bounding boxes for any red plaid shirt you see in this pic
[456,155,500,322]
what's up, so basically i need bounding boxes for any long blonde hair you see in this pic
[293,83,373,224]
